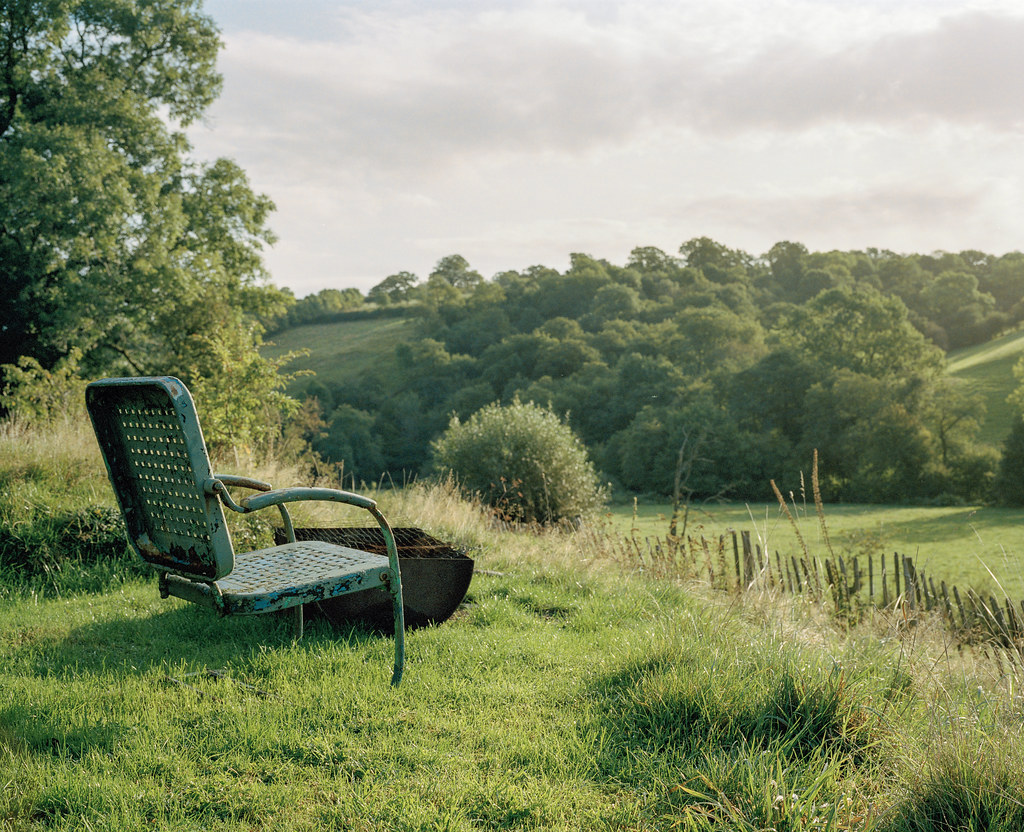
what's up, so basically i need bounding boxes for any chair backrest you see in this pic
[86,377,234,581]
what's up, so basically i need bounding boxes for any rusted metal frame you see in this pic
[212,474,296,539]
[160,571,226,612]
[366,504,406,687]
[88,375,406,686]
[227,486,405,687]
[86,376,235,582]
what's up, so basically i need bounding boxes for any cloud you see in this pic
[671,183,988,250]
[697,11,1024,132]
[199,3,1024,175]
[187,1,1024,293]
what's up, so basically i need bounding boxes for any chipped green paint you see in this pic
[87,376,405,687]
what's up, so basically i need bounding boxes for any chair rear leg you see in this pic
[292,603,304,640]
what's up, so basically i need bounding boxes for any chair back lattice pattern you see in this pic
[86,377,234,581]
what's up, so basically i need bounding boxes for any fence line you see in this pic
[617,529,1024,645]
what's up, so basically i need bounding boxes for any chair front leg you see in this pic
[368,505,405,687]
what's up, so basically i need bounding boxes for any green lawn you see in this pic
[0,565,874,830]
[4,434,1024,830]
[607,499,1024,598]
[6,556,1024,831]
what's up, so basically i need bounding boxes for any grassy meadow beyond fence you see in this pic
[610,499,1024,599]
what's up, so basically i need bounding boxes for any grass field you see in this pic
[6,493,1024,830]
[262,316,418,391]
[607,499,1024,598]
[946,326,1024,447]
[7,423,1024,829]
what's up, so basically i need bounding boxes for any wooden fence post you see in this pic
[731,532,740,590]
[903,556,916,610]
[955,586,968,629]
[741,531,753,585]
[825,558,841,612]
[940,581,953,624]
[701,536,715,586]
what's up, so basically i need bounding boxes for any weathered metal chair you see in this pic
[86,376,405,686]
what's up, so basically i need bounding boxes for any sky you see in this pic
[188,0,1024,297]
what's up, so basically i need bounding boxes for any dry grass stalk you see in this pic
[771,478,808,560]
[811,448,836,558]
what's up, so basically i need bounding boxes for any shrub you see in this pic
[0,348,86,423]
[430,399,606,523]
[185,324,309,455]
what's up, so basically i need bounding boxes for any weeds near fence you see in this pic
[615,450,1024,668]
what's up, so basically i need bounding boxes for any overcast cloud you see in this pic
[190,0,1024,295]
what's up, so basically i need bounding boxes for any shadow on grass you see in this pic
[876,764,1024,832]
[21,600,391,680]
[589,648,1024,831]
[583,646,885,829]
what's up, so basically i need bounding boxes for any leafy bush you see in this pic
[430,399,606,523]
[185,324,309,455]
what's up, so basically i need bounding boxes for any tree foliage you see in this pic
[0,0,288,384]
[0,0,303,451]
[294,239,1023,504]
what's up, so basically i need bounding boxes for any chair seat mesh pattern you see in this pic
[216,541,391,602]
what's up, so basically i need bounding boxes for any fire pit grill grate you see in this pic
[272,527,474,629]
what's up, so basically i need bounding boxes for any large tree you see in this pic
[0,0,286,376]
[774,286,944,380]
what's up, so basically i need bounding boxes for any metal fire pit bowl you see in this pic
[273,527,474,629]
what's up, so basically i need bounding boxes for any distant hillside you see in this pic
[268,314,1024,452]
[263,315,417,390]
[947,327,1024,447]
[261,240,1024,504]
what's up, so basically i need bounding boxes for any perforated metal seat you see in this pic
[215,541,391,612]
[87,376,405,686]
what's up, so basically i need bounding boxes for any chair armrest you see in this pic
[214,474,273,493]
[207,476,295,540]
[235,485,405,687]
[240,487,377,513]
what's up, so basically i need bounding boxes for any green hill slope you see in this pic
[262,315,417,390]
[947,327,1024,447]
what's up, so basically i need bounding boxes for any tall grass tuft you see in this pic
[883,733,1024,830]
[0,417,148,596]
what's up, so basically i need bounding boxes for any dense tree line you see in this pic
[295,240,1024,504]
